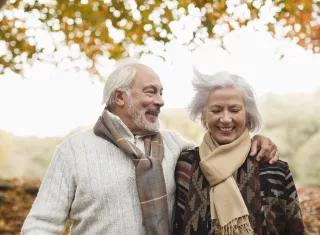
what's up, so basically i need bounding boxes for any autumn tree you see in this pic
[0,0,319,77]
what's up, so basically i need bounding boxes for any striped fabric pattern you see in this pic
[174,149,211,235]
[259,161,308,235]
[174,148,307,235]
[94,110,170,235]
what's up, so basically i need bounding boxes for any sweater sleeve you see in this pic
[283,162,308,235]
[21,141,76,235]
[167,130,196,152]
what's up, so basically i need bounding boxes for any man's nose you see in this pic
[154,94,164,107]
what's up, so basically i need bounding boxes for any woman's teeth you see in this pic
[219,127,233,132]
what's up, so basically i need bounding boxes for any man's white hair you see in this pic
[187,69,262,132]
[102,58,142,109]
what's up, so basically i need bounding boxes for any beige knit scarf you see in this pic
[199,129,254,235]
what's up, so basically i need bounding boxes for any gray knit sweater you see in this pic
[21,113,195,235]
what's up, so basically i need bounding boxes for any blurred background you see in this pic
[0,0,319,234]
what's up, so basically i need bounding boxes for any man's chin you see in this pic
[145,121,160,132]
[145,114,159,122]
[134,118,159,133]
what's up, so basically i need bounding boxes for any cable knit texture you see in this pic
[21,124,194,235]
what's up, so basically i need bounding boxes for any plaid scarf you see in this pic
[93,109,170,235]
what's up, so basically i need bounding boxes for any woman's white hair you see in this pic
[188,69,262,132]
[102,58,142,109]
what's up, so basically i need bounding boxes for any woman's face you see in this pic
[204,86,247,145]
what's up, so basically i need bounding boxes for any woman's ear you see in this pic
[202,109,208,130]
[246,112,251,128]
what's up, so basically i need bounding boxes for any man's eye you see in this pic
[231,109,240,113]
[211,110,220,114]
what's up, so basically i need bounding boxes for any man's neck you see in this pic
[110,109,154,136]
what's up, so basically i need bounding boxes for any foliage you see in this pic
[258,91,320,187]
[0,0,7,9]
[294,131,320,187]
[0,0,319,76]
[0,178,72,234]
[0,131,13,177]
[13,135,64,177]
[0,132,64,179]
[297,188,320,235]
[160,108,204,144]
[0,126,90,179]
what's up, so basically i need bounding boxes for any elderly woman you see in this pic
[174,71,307,235]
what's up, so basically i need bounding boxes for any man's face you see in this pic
[124,65,164,134]
[204,86,247,145]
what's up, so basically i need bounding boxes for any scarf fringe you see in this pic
[212,215,254,235]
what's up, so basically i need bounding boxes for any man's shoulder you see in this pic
[160,129,186,142]
[160,129,196,149]
[66,128,95,141]
[160,128,179,137]
[58,129,97,148]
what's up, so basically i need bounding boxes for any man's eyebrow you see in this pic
[143,85,163,92]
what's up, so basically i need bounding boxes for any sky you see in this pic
[1,25,320,137]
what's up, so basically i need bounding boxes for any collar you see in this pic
[107,110,136,144]
[106,110,157,144]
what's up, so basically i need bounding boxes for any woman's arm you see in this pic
[283,162,308,235]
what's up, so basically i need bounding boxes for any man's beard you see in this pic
[127,97,160,133]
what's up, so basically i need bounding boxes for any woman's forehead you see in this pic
[207,87,244,102]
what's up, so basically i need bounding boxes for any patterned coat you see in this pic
[174,148,307,235]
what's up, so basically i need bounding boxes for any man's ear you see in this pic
[114,89,126,107]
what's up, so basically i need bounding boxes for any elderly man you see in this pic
[21,59,278,235]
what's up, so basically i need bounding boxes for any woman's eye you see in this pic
[212,110,220,114]
[231,109,240,113]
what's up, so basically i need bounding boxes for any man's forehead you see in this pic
[132,64,163,87]
[135,64,157,75]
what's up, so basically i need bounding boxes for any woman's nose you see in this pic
[220,112,232,122]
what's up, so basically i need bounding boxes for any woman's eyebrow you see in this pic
[207,104,222,109]
[229,104,243,108]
